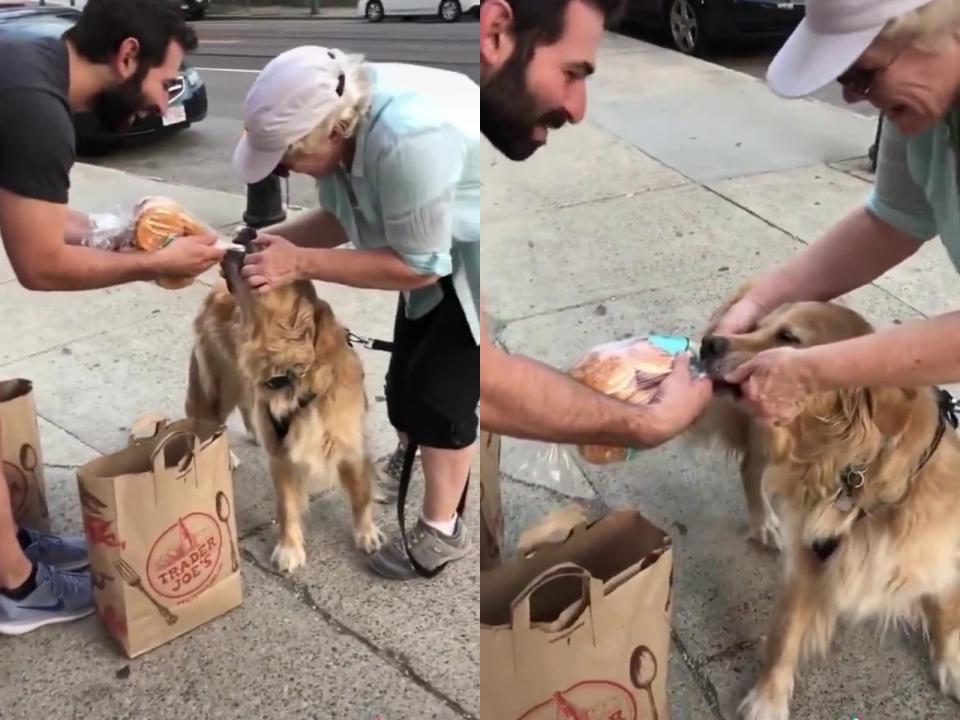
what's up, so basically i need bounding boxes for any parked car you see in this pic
[182,0,209,20]
[358,0,480,22]
[0,2,209,154]
[614,0,804,57]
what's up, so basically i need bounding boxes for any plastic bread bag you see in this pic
[516,334,706,482]
[79,196,241,289]
[570,334,706,464]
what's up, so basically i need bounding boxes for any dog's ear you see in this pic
[311,300,340,359]
[290,296,313,327]
[787,387,874,460]
[865,386,916,438]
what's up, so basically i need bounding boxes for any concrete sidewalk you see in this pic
[483,32,960,720]
[0,166,478,719]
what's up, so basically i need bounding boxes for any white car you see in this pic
[358,0,480,22]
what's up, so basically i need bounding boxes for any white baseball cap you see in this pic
[233,45,350,184]
[766,0,934,98]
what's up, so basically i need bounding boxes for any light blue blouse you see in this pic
[317,62,480,344]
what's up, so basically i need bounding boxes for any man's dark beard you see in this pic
[93,68,156,133]
[481,50,568,162]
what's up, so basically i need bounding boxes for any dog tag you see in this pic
[834,493,856,513]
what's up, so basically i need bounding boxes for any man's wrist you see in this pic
[133,248,163,282]
[626,404,666,450]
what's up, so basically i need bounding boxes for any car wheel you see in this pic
[439,0,461,21]
[667,0,707,56]
[365,0,384,21]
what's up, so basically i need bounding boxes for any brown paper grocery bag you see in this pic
[0,379,49,531]
[480,508,675,720]
[77,416,243,658]
[479,430,503,571]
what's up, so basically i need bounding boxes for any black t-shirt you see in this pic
[0,36,74,204]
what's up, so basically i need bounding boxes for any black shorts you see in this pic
[385,278,479,450]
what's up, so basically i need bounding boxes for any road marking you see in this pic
[193,67,261,74]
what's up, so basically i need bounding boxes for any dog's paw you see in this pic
[935,632,960,702]
[738,686,791,720]
[271,542,307,573]
[749,513,785,553]
[354,523,386,554]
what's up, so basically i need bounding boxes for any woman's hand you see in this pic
[242,233,303,292]
[723,347,818,424]
[703,278,765,337]
[710,296,767,336]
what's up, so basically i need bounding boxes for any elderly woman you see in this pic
[709,0,960,422]
[232,46,479,581]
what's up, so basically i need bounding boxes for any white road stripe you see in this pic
[193,67,261,74]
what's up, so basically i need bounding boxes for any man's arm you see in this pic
[65,208,93,246]
[479,299,711,447]
[0,190,162,290]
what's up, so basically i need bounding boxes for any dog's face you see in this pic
[219,230,336,402]
[699,301,875,383]
[240,289,320,397]
[701,301,925,546]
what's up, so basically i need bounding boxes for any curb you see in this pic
[201,11,357,19]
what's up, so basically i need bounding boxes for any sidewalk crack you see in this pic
[240,547,478,720]
[702,638,762,665]
[673,630,728,720]
[36,415,107,456]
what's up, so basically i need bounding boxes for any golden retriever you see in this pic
[691,301,960,719]
[185,239,384,573]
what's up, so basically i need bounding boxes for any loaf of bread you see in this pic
[568,336,689,464]
[132,197,211,289]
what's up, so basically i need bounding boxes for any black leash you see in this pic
[347,331,394,353]
[397,439,469,579]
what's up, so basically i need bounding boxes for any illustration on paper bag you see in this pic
[516,644,661,720]
[4,443,47,521]
[147,512,223,603]
[79,482,125,550]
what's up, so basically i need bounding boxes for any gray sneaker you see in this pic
[0,563,95,636]
[367,518,471,580]
[376,440,422,504]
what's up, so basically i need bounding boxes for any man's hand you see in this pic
[644,353,713,442]
[151,233,224,279]
[242,233,303,292]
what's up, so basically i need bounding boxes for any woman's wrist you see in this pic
[294,246,310,280]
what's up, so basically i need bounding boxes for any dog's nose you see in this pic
[700,335,730,361]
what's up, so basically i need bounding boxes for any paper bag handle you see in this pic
[509,562,604,632]
[129,411,172,445]
[150,430,201,501]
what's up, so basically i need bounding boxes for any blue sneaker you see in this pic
[19,528,89,571]
[0,564,95,636]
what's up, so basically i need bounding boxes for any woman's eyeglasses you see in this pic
[836,46,904,96]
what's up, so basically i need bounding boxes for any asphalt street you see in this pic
[87,18,479,209]
[88,17,880,215]
[615,23,881,119]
